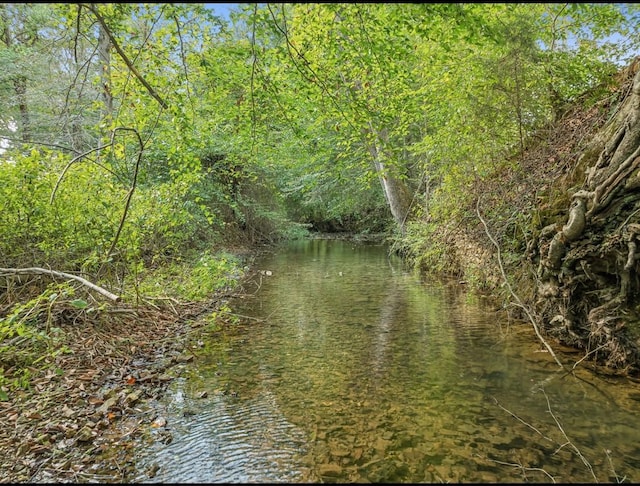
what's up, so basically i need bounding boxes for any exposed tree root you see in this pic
[532,59,640,374]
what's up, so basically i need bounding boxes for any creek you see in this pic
[132,238,640,483]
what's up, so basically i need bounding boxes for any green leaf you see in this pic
[70,299,89,309]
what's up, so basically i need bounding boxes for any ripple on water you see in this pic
[133,239,640,483]
[136,390,308,483]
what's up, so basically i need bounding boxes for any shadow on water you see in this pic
[133,238,640,483]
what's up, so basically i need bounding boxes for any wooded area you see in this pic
[1,0,640,428]
[3,3,640,482]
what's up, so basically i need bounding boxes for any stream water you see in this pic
[133,238,640,483]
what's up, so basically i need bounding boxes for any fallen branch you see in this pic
[569,343,609,374]
[495,387,612,483]
[539,387,598,481]
[0,267,120,302]
[476,197,564,368]
[604,448,627,483]
[485,458,556,483]
[491,396,554,443]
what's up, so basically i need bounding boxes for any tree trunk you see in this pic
[98,23,113,122]
[0,5,31,143]
[13,76,31,143]
[366,124,413,233]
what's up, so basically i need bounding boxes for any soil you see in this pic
[455,58,640,375]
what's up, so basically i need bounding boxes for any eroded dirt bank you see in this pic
[453,58,640,375]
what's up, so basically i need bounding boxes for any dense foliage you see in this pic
[4,8,640,479]
[1,2,639,339]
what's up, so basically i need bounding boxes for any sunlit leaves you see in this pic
[0,2,637,274]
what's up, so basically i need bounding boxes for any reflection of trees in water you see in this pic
[361,277,464,400]
[241,242,498,409]
[369,282,405,382]
[211,240,640,483]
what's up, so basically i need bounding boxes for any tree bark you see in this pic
[366,124,413,233]
[98,22,113,122]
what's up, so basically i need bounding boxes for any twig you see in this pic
[604,448,627,483]
[105,127,144,260]
[83,4,168,109]
[495,388,612,482]
[28,455,54,482]
[570,343,608,372]
[118,420,142,439]
[50,143,112,204]
[142,296,176,314]
[486,457,557,483]
[491,396,554,442]
[539,387,598,481]
[476,197,564,368]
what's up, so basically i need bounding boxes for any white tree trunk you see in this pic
[367,124,412,233]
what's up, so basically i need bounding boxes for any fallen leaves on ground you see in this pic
[0,299,217,483]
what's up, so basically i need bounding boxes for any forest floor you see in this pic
[0,283,245,483]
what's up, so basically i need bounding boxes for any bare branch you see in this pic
[0,267,120,302]
[82,3,168,110]
[491,396,554,442]
[172,14,193,111]
[570,343,609,372]
[0,136,78,154]
[539,387,598,481]
[105,127,144,259]
[485,458,557,483]
[476,197,565,368]
[50,143,112,204]
[604,448,627,483]
[74,4,82,63]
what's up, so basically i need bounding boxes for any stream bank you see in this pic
[400,57,640,376]
[0,271,252,483]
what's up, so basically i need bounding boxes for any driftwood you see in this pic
[0,267,120,302]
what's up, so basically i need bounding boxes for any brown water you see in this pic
[133,238,640,483]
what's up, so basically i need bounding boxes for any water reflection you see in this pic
[134,238,640,483]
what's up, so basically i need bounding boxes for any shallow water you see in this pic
[133,238,640,483]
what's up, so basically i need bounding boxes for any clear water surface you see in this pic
[133,238,640,483]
